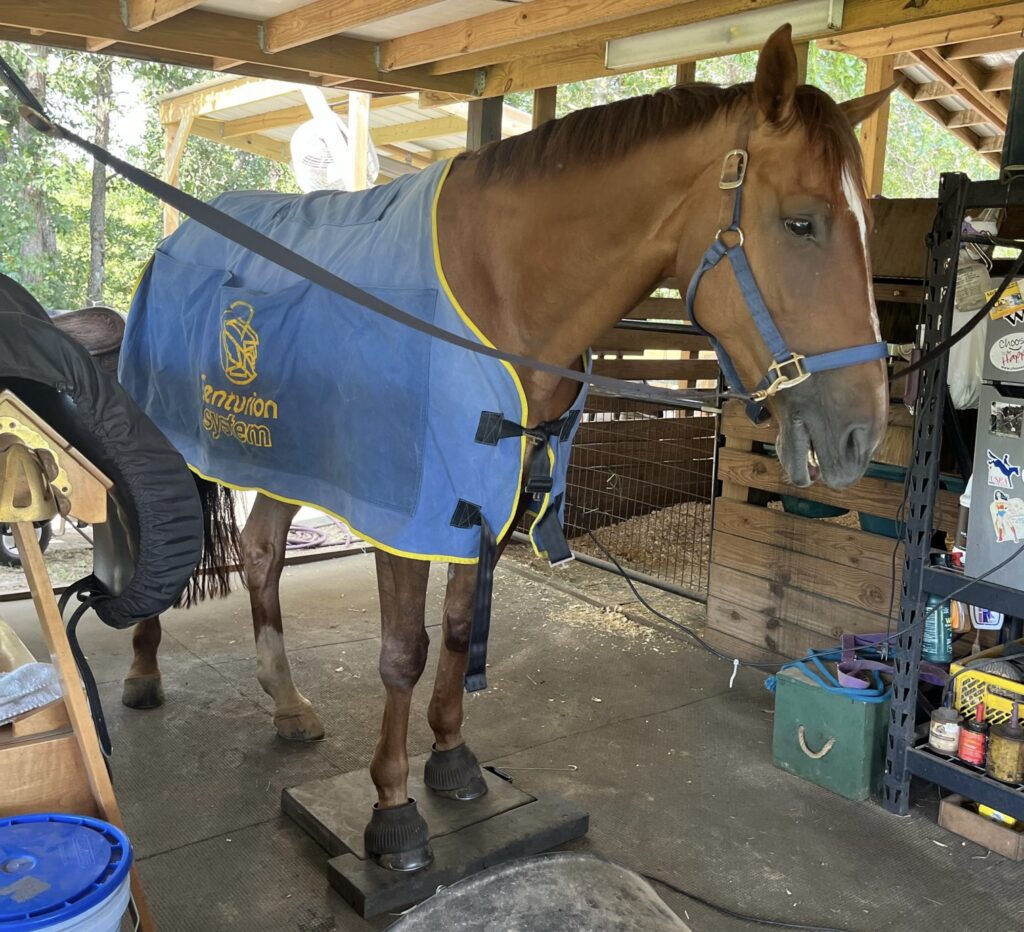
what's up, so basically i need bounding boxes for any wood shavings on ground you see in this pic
[568,500,712,591]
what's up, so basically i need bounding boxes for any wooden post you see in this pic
[162,114,193,236]
[532,86,557,128]
[466,96,503,151]
[347,90,371,190]
[794,42,810,84]
[675,61,697,85]
[860,56,895,197]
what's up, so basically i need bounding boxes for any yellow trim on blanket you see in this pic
[528,445,558,560]
[187,464,480,565]
[431,159,529,549]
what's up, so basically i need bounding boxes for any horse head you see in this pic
[679,25,895,489]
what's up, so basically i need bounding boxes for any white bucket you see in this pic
[36,875,130,932]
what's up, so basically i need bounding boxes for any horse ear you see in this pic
[754,24,798,124]
[838,83,901,127]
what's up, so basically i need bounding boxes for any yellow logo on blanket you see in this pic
[221,301,260,386]
[201,300,280,448]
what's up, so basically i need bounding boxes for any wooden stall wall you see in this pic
[705,402,960,658]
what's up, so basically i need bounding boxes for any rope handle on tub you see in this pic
[797,726,836,760]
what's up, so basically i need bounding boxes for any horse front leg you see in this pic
[243,493,324,741]
[122,616,165,709]
[364,551,433,872]
[423,563,488,800]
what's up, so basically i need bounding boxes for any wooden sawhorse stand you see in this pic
[0,390,156,930]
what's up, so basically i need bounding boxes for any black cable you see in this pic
[642,872,852,932]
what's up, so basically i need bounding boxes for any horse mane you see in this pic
[463,83,864,194]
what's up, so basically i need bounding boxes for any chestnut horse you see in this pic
[122,26,893,870]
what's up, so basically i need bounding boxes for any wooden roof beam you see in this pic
[123,1,204,32]
[943,35,1024,60]
[0,0,478,95]
[261,0,440,54]
[979,134,1006,153]
[914,48,1007,126]
[427,0,1024,79]
[979,65,1016,92]
[899,86,1000,166]
[161,78,299,124]
[190,117,291,162]
[372,115,467,146]
[219,93,417,138]
[912,81,957,102]
[947,108,992,128]
[378,0,680,72]
[820,2,1024,58]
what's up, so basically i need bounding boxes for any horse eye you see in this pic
[784,217,814,239]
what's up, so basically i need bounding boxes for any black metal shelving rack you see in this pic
[883,173,1024,818]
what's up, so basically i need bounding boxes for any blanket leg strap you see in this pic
[464,515,496,693]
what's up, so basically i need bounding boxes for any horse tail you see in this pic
[177,474,244,607]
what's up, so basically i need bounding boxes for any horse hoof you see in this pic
[121,674,164,710]
[274,706,325,742]
[424,743,488,801]
[364,800,433,872]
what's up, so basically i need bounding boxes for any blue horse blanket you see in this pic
[119,160,586,563]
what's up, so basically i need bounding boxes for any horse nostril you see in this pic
[843,424,874,465]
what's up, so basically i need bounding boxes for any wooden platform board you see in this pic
[282,757,589,918]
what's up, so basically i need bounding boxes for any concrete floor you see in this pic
[4,555,1024,932]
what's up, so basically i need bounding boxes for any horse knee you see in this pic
[240,532,280,590]
[379,628,429,690]
[442,589,474,654]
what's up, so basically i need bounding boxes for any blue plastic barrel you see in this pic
[0,814,132,931]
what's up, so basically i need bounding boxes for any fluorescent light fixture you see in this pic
[605,0,844,71]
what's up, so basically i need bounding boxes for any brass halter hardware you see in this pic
[750,354,811,402]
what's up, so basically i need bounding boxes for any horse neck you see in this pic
[437,128,727,421]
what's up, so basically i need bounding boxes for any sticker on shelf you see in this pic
[990,401,1024,438]
[987,450,1021,489]
[990,490,1024,544]
[990,332,1024,371]
[987,279,1024,324]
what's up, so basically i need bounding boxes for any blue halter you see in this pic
[684,147,889,423]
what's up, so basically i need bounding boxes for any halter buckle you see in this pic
[719,149,748,189]
[751,354,810,402]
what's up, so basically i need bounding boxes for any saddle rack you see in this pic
[0,389,156,930]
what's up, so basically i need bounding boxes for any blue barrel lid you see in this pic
[0,814,132,931]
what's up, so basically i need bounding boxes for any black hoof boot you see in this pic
[424,743,488,801]
[363,800,433,872]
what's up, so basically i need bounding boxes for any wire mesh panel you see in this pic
[561,394,718,595]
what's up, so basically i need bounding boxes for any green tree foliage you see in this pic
[0,42,296,311]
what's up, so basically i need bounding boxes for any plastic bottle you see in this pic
[922,593,953,663]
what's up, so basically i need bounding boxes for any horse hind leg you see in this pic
[423,562,487,801]
[244,493,324,741]
[364,551,433,872]
[122,616,165,709]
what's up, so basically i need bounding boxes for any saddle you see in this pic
[51,306,125,374]
[0,272,202,628]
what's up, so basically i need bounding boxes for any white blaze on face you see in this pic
[841,166,882,342]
